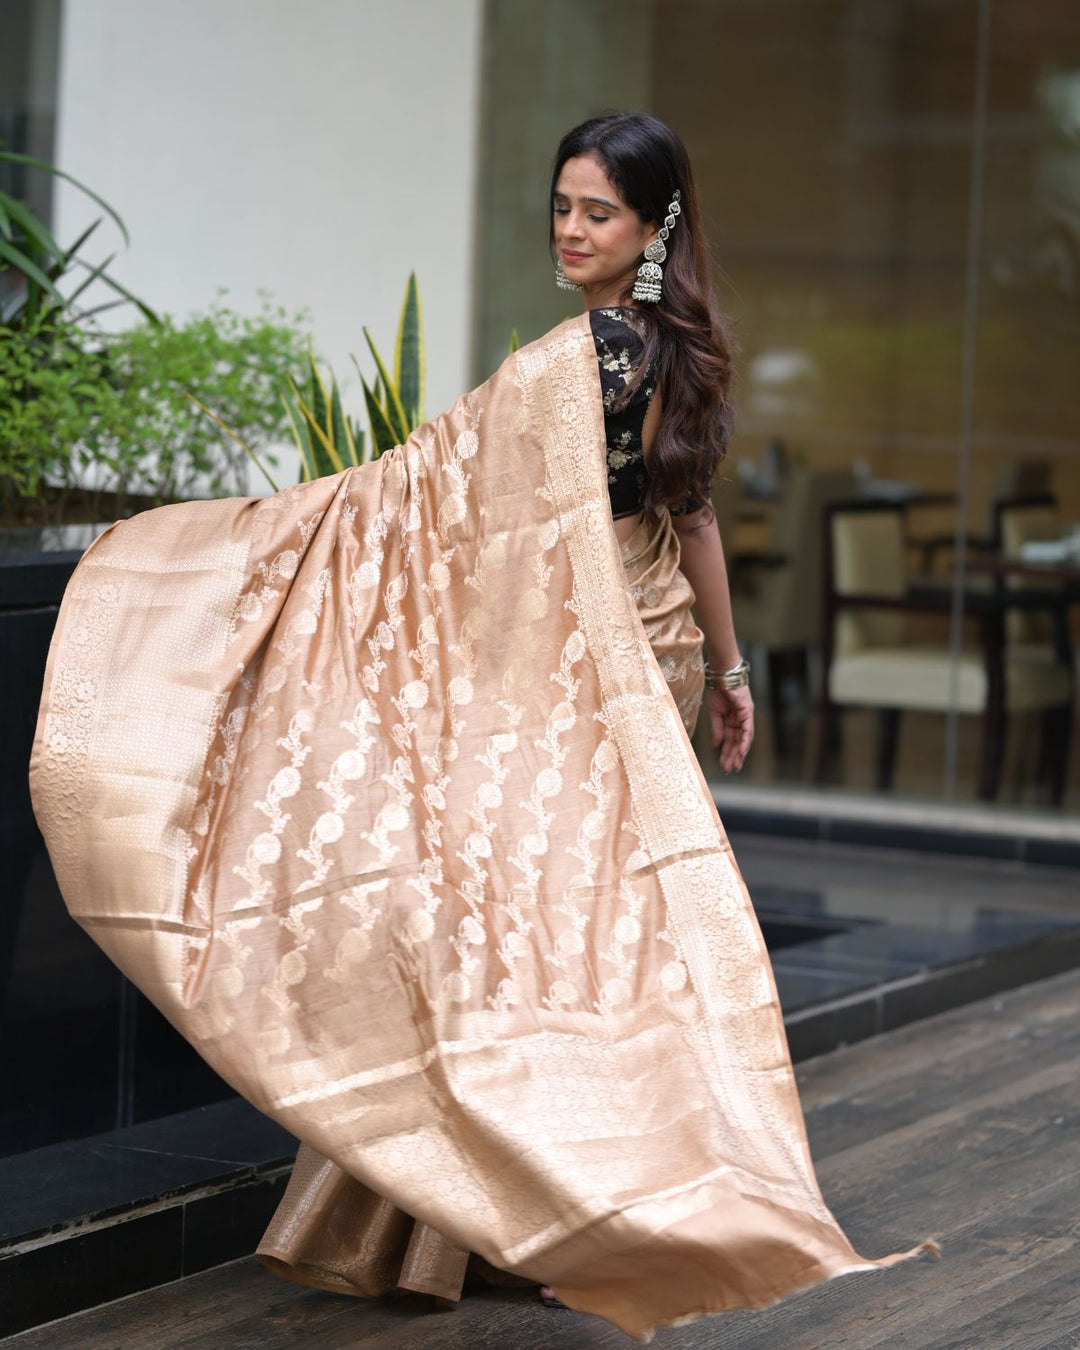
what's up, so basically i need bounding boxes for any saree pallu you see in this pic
[30,314,932,1341]
[254,508,706,1303]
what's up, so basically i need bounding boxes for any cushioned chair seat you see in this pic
[830,645,1073,714]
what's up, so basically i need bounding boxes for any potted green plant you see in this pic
[1,152,310,526]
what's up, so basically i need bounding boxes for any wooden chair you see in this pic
[995,495,1073,798]
[728,466,856,764]
[912,459,1054,577]
[995,496,1060,638]
[814,500,1073,802]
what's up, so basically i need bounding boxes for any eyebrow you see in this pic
[553,191,622,211]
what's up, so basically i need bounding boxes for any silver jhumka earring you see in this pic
[555,259,583,292]
[633,189,681,303]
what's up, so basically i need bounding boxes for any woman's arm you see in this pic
[672,506,741,669]
[671,505,755,774]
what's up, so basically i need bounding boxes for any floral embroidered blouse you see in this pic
[589,305,706,521]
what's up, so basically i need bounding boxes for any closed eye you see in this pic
[553,206,610,224]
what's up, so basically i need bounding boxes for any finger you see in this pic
[726,717,753,772]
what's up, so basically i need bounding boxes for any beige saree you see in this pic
[255,505,707,1306]
[30,314,931,1340]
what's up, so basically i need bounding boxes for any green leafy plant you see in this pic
[0,150,156,524]
[105,296,310,502]
[1,295,309,524]
[0,149,157,332]
[0,315,125,516]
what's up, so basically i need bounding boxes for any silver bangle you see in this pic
[703,656,750,691]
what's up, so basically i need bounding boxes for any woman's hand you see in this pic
[705,684,754,774]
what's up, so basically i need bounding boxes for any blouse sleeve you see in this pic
[590,309,657,520]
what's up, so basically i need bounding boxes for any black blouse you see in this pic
[589,306,706,520]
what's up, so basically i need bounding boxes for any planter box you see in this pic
[0,527,232,1161]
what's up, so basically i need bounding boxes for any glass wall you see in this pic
[480,0,1080,813]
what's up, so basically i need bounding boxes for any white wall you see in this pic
[54,0,483,482]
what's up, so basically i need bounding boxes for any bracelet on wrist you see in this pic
[703,655,750,691]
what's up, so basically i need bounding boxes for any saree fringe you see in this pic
[30,315,934,1341]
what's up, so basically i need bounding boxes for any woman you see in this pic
[31,112,932,1340]
[551,113,754,777]
[259,110,759,1313]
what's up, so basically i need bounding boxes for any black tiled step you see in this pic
[781,925,1080,1061]
[713,785,1080,868]
[0,1097,295,1249]
[0,1100,296,1338]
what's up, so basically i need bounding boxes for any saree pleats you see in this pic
[30,314,932,1341]
[257,1142,471,1300]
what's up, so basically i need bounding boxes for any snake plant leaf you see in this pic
[305,345,330,442]
[301,405,345,475]
[362,327,409,443]
[329,376,358,467]
[289,375,344,477]
[282,390,317,482]
[0,149,131,246]
[394,271,424,428]
[361,374,400,454]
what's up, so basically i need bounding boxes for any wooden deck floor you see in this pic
[9,968,1080,1350]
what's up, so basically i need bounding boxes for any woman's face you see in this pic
[553,153,656,306]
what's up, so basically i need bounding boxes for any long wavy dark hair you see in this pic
[549,112,736,515]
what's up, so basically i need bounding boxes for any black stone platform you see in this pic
[0,1100,296,1338]
[711,781,1080,868]
[764,887,1080,1060]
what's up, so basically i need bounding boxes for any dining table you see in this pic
[964,552,1080,591]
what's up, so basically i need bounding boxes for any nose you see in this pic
[560,209,586,242]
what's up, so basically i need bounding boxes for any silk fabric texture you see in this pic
[255,505,706,1307]
[30,315,930,1341]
